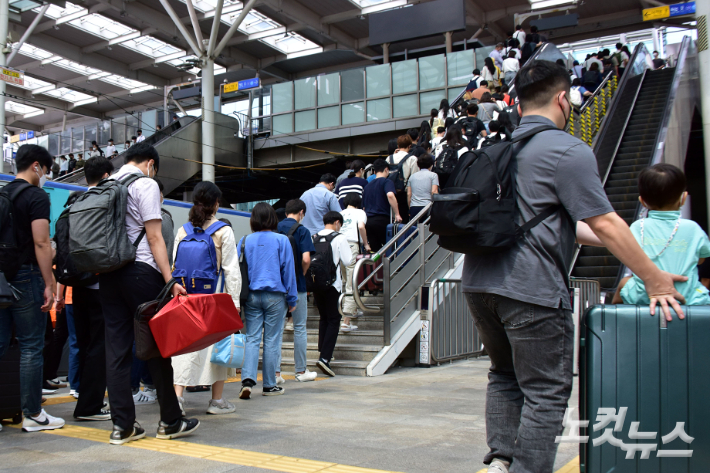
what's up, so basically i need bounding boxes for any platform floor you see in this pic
[0,358,580,473]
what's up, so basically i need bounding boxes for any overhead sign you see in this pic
[9,135,19,143]
[643,1,694,21]
[0,67,23,86]
[27,131,34,139]
[19,133,26,141]
[223,78,261,94]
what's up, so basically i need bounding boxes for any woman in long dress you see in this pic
[171,181,242,415]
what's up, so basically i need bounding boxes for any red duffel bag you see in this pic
[149,292,243,358]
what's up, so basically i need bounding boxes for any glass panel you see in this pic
[272,114,293,135]
[318,106,339,128]
[447,50,474,86]
[448,88,462,104]
[72,127,84,152]
[84,125,97,149]
[252,86,271,117]
[420,90,446,116]
[60,129,70,154]
[475,46,495,73]
[294,110,316,132]
[48,133,59,155]
[272,82,293,114]
[112,119,125,145]
[126,115,139,140]
[366,64,391,98]
[317,73,339,107]
[99,120,111,145]
[419,54,446,90]
[367,98,391,122]
[392,59,418,94]
[393,94,418,118]
[341,69,364,102]
[342,102,365,125]
[294,78,316,110]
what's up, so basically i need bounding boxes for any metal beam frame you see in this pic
[7,3,49,65]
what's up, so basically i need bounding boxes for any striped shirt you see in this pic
[335,176,368,209]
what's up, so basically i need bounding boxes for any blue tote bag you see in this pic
[210,333,246,369]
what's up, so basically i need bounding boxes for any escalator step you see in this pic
[617,209,637,220]
[608,194,640,203]
[597,277,620,290]
[605,178,639,188]
[579,246,614,257]
[608,172,640,181]
[572,266,621,278]
[576,255,622,267]
[618,145,654,154]
[613,157,649,166]
[610,200,640,211]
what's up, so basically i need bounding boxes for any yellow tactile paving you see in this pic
[34,424,403,473]
[474,455,580,473]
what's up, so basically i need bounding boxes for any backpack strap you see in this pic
[287,222,300,237]
[510,125,559,143]
[515,205,562,237]
[204,221,228,236]
[239,236,247,263]
[1,182,33,202]
[118,174,150,247]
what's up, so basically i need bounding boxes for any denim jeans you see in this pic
[64,304,80,391]
[465,293,574,473]
[130,342,154,390]
[277,292,307,373]
[241,290,287,389]
[0,265,48,417]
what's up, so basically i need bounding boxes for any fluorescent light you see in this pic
[55,10,89,24]
[88,72,111,80]
[32,85,57,94]
[109,31,141,45]
[73,97,98,106]
[530,0,576,9]
[41,55,62,65]
[154,51,188,63]
[130,85,155,93]
[23,110,44,118]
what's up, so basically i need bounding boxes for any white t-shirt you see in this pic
[481,67,500,84]
[136,134,146,143]
[513,30,526,45]
[503,57,520,73]
[316,229,353,292]
[60,160,69,171]
[431,136,445,157]
[106,144,116,155]
[340,207,367,243]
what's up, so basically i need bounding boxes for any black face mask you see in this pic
[558,93,571,124]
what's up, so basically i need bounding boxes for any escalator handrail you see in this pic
[579,70,615,114]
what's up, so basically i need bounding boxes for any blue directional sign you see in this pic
[19,133,26,141]
[670,2,695,17]
[237,78,260,90]
[27,131,34,139]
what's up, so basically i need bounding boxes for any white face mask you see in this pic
[35,166,47,188]
[148,163,156,178]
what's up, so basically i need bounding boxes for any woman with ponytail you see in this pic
[334,159,368,209]
[171,181,242,415]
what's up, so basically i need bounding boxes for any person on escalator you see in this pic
[612,164,710,306]
[106,139,116,156]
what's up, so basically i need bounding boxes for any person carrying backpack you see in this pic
[308,211,352,377]
[435,125,468,189]
[388,134,418,223]
[238,203,297,398]
[362,159,402,251]
[276,199,317,383]
[171,181,242,415]
[0,145,66,432]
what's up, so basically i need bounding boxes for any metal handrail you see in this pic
[579,70,615,114]
[352,202,433,314]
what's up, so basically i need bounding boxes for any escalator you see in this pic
[571,38,697,291]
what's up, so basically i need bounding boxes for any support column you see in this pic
[696,7,710,223]
[382,43,390,64]
[445,31,452,53]
[201,59,215,182]
[0,0,8,144]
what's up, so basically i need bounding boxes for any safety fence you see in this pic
[568,71,618,146]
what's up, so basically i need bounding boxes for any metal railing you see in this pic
[425,278,484,364]
[352,203,456,344]
[568,71,618,146]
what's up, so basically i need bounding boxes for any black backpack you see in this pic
[430,125,561,255]
[306,232,340,292]
[388,153,412,193]
[279,222,301,278]
[0,182,33,281]
[54,194,99,287]
[458,117,481,139]
[479,133,505,149]
[434,145,460,189]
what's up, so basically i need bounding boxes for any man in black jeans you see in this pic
[98,143,197,445]
[362,159,401,252]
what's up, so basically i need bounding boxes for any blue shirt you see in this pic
[367,174,376,183]
[621,211,710,306]
[277,218,316,293]
[237,231,298,308]
[335,176,368,209]
[299,184,341,236]
[362,177,396,218]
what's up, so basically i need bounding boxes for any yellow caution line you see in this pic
[474,455,579,473]
[42,395,77,406]
[38,425,399,473]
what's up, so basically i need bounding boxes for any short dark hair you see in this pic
[323,211,343,226]
[320,173,336,184]
[15,144,53,173]
[137,129,142,133]
[125,143,160,172]
[343,193,362,209]
[417,154,434,170]
[508,50,516,58]
[467,103,479,115]
[436,126,445,134]
[516,24,522,30]
[131,136,137,140]
[373,158,389,173]
[154,178,164,194]
[616,42,623,50]
[488,120,500,133]
[572,78,581,86]
[84,156,114,185]
[515,60,571,112]
[638,164,686,209]
[530,25,538,33]
[472,68,480,75]
[108,138,114,142]
[250,202,279,232]
[407,128,419,141]
[480,80,488,87]
[285,198,306,216]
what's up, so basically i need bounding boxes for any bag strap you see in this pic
[1,181,33,202]
[117,173,149,247]
[511,125,559,143]
[287,222,300,238]
[516,205,562,237]
[204,220,228,236]
[156,279,177,311]
[239,236,247,263]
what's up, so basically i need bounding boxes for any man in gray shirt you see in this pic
[464,61,685,473]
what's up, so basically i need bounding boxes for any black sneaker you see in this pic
[75,406,111,421]
[262,386,284,396]
[239,385,251,399]
[109,423,145,445]
[156,417,200,440]
[316,359,335,377]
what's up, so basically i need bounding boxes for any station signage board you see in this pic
[0,67,24,86]
[643,1,695,21]
[223,78,260,94]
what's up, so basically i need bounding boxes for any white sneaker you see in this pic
[285,321,294,331]
[133,390,157,405]
[22,409,65,432]
[487,459,510,473]
[70,389,79,399]
[275,376,285,385]
[347,323,358,331]
[206,399,236,415]
[42,388,57,395]
[177,396,186,416]
[295,370,317,382]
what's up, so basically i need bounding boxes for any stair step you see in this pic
[605,185,638,195]
[260,358,373,377]
[283,329,385,345]
[274,342,382,362]
[301,315,384,331]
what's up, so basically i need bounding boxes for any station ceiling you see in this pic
[4,0,690,133]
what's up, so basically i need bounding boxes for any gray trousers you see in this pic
[465,293,574,473]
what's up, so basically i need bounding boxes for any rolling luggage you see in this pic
[356,254,383,294]
[385,223,417,258]
[0,338,22,423]
[579,305,709,472]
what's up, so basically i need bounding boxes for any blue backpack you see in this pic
[172,221,227,294]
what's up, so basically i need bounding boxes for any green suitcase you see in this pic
[580,305,710,473]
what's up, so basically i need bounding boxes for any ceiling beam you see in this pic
[542,12,646,44]
[465,0,506,42]
[321,0,426,25]
[23,3,112,37]
[81,27,158,54]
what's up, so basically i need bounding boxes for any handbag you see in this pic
[210,333,246,369]
[239,236,250,305]
[134,279,176,361]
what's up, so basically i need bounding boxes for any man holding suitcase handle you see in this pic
[462,61,686,473]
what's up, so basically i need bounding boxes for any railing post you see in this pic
[383,255,391,344]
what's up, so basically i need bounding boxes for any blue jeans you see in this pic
[130,342,154,390]
[64,304,80,391]
[277,292,307,373]
[0,265,48,417]
[241,291,287,389]
[465,293,574,473]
